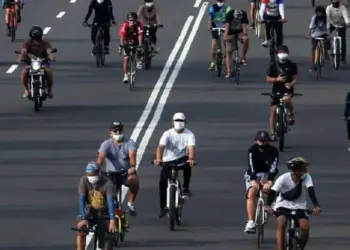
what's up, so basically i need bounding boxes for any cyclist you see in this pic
[244,130,279,233]
[18,26,56,98]
[208,0,232,71]
[76,162,117,250]
[137,0,162,53]
[224,9,249,76]
[2,0,24,36]
[266,45,298,141]
[153,112,196,218]
[307,6,329,72]
[96,122,139,216]
[344,92,350,150]
[259,0,285,47]
[326,0,350,63]
[119,12,144,83]
[83,0,116,55]
[266,157,321,250]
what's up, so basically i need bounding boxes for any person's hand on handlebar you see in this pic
[263,181,272,192]
[187,159,195,167]
[276,74,286,82]
[77,219,88,229]
[251,180,260,190]
[265,206,274,215]
[109,219,117,233]
[313,206,321,216]
[153,159,162,167]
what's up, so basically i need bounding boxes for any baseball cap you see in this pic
[109,121,124,131]
[255,130,270,142]
[172,112,186,121]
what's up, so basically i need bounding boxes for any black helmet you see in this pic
[29,26,43,40]
[286,157,309,170]
[255,130,270,142]
[277,45,289,54]
[127,12,138,21]
[109,121,124,133]
[315,5,326,15]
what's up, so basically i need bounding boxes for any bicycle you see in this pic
[254,0,264,39]
[104,171,130,246]
[86,23,109,68]
[313,37,327,80]
[255,183,269,248]
[71,215,116,250]
[261,92,302,152]
[7,2,18,42]
[211,27,226,77]
[259,20,287,63]
[143,24,163,70]
[330,24,344,70]
[273,209,316,250]
[119,43,138,91]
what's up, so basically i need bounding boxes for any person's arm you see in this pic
[247,147,257,180]
[326,6,332,31]
[259,0,267,21]
[18,41,28,62]
[45,41,55,61]
[266,63,277,83]
[304,174,320,207]
[78,177,87,218]
[208,4,214,29]
[138,22,144,45]
[155,6,161,25]
[84,1,94,23]
[241,11,249,35]
[341,5,350,24]
[128,140,137,169]
[267,148,279,184]
[106,181,116,220]
[224,10,233,39]
[137,6,143,22]
[96,141,108,167]
[187,133,196,161]
[278,1,285,20]
[119,23,126,44]
[267,175,283,206]
[288,63,298,87]
[108,0,116,22]
[156,131,168,162]
[308,15,316,37]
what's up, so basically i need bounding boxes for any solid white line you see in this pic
[56,11,66,18]
[193,0,202,7]
[70,0,77,3]
[6,64,18,74]
[84,15,195,250]
[43,27,51,35]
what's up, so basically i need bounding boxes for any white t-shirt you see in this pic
[271,172,314,210]
[159,128,196,162]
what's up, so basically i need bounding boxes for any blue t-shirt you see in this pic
[98,138,137,172]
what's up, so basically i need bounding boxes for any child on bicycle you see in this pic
[307,6,329,72]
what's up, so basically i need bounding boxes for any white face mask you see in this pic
[97,0,104,4]
[174,121,185,130]
[217,2,224,7]
[277,53,288,62]
[145,2,154,7]
[87,176,99,184]
[112,134,124,141]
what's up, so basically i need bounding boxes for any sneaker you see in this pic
[127,202,137,216]
[183,188,192,198]
[158,207,169,219]
[208,62,215,71]
[244,220,256,233]
[123,74,129,83]
[249,24,255,29]
[136,61,142,69]
[261,40,269,47]
[22,89,29,98]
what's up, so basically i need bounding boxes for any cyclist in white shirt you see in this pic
[326,0,350,63]
[266,157,321,250]
[153,112,196,218]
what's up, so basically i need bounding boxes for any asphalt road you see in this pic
[0,0,349,249]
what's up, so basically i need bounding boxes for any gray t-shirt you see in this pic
[309,15,327,38]
[98,138,137,172]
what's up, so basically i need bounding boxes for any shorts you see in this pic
[274,207,309,220]
[3,0,17,8]
[226,33,242,52]
[105,171,128,195]
[249,0,257,3]
[244,172,269,192]
[270,89,294,106]
[122,42,138,57]
[211,28,225,40]
[311,34,328,50]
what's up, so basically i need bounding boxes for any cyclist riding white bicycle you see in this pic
[153,112,196,219]
[244,130,279,233]
[266,157,321,250]
[326,0,350,63]
[208,0,232,71]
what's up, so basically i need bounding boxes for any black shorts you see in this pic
[274,207,309,220]
[311,34,328,50]
[105,171,128,193]
[211,30,219,40]
[4,0,16,9]
[270,89,294,106]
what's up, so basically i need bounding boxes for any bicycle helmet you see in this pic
[233,9,243,20]
[85,161,99,174]
[29,26,43,40]
[127,12,138,21]
[109,121,124,133]
[286,157,309,170]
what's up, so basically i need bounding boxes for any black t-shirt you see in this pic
[267,60,298,94]
[84,0,115,24]
[225,9,249,35]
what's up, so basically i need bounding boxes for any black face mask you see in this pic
[147,6,154,11]
[332,2,340,8]
[258,144,268,150]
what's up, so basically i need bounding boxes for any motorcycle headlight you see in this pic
[31,61,41,71]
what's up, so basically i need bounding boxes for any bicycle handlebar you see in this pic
[259,19,287,24]
[150,161,198,168]
[261,92,303,97]
[144,24,163,28]
[211,27,226,31]
[273,209,319,217]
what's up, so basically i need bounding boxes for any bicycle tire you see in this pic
[93,233,98,250]
[277,108,285,151]
[105,238,114,250]
[169,185,176,231]
[255,199,265,248]
[311,0,315,7]
[334,39,340,70]
[289,237,299,250]
[129,56,136,91]
[95,34,102,68]
[10,9,16,42]
[144,39,151,70]
[216,51,222,77]
[33,82,40,112]
[234,52,240,85]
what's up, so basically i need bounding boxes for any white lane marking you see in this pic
[193,0,202,7]
[43,27,51,34]
[6,64,18,74]
[84,15,195,250]
[56,11,66,18]
[70,0,77,3]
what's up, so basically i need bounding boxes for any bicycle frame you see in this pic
[212,27,226,77]
[332,26,343,55]
[166,168,181,208]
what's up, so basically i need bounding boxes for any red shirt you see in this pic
[119,21,143,42]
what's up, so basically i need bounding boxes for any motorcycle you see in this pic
[15,48,57,112]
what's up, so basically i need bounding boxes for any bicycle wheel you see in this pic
[334,39,340,70]
[255,199,265,248]
[311,0,315,7]
[216,51,223,77]
[277,109,285,151]
[33,82,40,112]
[234,52,240,85]
[95,34,102,68]
[101,39,105,66]
[144,39,151,70]
[129,56,136,91]
[10,10,16,42]
[288,236,299,250]
[169,185,176,231]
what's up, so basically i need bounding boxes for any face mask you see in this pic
[112,134,124,141]
[277,53,288,62]
[217,2,224,7]
[87,176,99,184]
[145,2,154,7]
[97,0,104,4]
[258,144,268,150]
[332,2,340,8]
[174,121,185,130]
